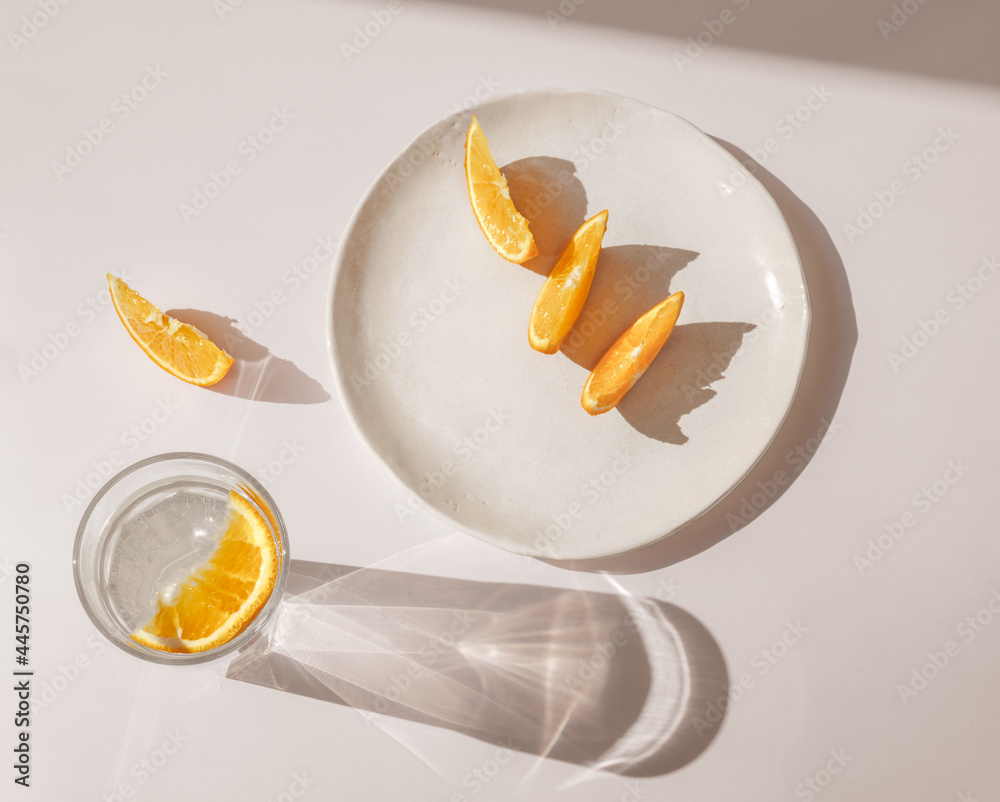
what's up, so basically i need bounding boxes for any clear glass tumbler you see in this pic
[73,452,289,665]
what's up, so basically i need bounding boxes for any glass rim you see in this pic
[72,451,290,666]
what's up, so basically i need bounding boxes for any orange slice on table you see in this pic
[131,491,279,654]
[464,115,538,263]
[581,291,685,416]
[108,274,234,386]
[528,209,608,354]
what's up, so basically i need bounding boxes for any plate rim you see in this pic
[326,86,812,560]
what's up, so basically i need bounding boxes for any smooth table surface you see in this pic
[2,1,999,799]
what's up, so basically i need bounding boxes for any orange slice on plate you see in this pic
[108,274,234,386]
[528,209,608,354]
[581,291,685,416]
[130,491,278,654]
[464,115,538,263]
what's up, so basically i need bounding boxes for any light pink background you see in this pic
[2,1,998,799]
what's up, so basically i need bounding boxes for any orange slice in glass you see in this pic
[581,291,685,415]
[130,491,278,654]
[464,115,538,263]
[528,209,608,354]
[108,274,233,386]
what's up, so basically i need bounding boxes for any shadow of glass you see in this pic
[548,143,857,573]
[228,560,728,777]
[502,156,588,277]
[165,308,330,405]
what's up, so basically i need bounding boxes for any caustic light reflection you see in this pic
[229,564,727,776]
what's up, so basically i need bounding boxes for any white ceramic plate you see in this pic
[328,88,809,561]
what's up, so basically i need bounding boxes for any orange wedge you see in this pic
[529,210,608,354]
[581,291,685,415]
[131,491,279,654]
[464,115,538,263]
[108,274,234,386]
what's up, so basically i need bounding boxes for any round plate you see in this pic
[328,88,809,561]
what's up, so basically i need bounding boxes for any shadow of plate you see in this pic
[546,144,857,572]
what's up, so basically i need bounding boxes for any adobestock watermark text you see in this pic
[876,0,931,41]
[898,587,1000,705]
[726,418,844,532]
[19,268,136,385]
[228,235,338,340]
[671,0,753,72]
[886,255,997,372]
[51,66,168,182]
[794,748,853,801]
[719,85,835,194]
[394,406,511,521]
[340,0,403,62]
[853,459,970,576]
[178,107,295,223]
[692,618,809,736]
[8,0,75,53]
[62,397,180,513]
[103,729,188,802]
[843,125,959,243]
[529,450,635,552]
[351,278,467,391]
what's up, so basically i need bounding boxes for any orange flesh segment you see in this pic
[464,115,538,264]
[581,291,685,415]
[130,492,278,654]
[528,210,608,354]
[107,274,234,386]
